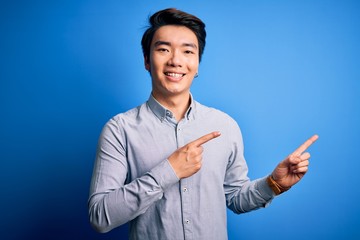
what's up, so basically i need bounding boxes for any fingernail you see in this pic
[214,131,221,136]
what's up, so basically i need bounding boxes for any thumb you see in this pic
[288,154,302,165]
[274,156,296,178]
[279,154,300,168]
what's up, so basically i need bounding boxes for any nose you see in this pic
[167,50,182,67]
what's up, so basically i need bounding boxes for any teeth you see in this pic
[166,72,184,78]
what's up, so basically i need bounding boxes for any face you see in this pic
[145,25,199,102]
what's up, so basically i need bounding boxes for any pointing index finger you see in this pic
[293,134,319,156]
[190,131,221,147]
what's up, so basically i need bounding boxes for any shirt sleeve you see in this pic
[88,118,179,233]
[223,117,276,214]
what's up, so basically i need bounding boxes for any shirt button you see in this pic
[183,187,188,192]
[185,219,190,224]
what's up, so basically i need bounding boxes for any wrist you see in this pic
[266,175,291,195]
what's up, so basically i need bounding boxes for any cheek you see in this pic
[187,56,199,69]
[149,55,164,72]
[189,61,199,72]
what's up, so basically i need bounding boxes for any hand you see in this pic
[168,131,221,179]
[271,134,319,189]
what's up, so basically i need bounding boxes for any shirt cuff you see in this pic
[149,159,180,191]
[256,176,276,200]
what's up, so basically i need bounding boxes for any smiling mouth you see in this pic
[165,72,186,78]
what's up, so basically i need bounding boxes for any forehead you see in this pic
[151,25,198,47]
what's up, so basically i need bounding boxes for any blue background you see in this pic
[1,0,359,239]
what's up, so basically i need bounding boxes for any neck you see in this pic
[152,92,191,122]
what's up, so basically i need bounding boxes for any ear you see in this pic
[144,56,150,71]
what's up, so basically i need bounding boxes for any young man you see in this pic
[88,8,318,240]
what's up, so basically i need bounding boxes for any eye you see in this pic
[184,50,194,54]
[157,48,169,52]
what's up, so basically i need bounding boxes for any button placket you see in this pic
[180,178,193,239]
[176,119,193,239]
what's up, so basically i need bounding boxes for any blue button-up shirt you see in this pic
[89,95,275,240]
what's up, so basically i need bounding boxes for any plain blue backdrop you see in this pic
[1,0,359,239]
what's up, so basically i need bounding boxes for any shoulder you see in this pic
[111,102,147,125]
[112,106,140,123]
[101,102,147,134]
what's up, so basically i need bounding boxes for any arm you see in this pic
[223,117,275,214]
[88,118,179,233]
[88,118,220,233]
[225,130,319,213]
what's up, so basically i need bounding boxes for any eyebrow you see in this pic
[154,41,198,49]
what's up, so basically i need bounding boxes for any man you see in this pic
[88,8,318,240]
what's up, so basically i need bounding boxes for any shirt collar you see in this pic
[147,94,195,122]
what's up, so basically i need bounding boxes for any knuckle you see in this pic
[194,162,202,171]
[301,152,311,160]
[194,155,202,163]
[185,145,192,151]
